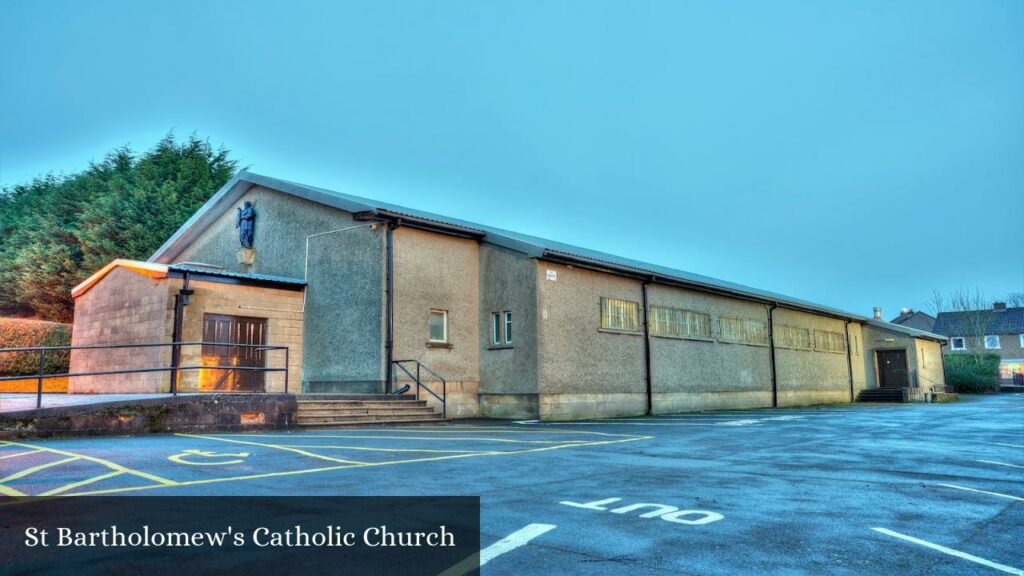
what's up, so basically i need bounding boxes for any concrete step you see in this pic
[296,417,449,428]
[857,389,907,403]
[296,407,438,417]
[296,413,446,424]
[299,394,417,401]
[296,400,429,409]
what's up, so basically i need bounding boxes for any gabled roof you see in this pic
[865,319,948,343]
[890,310,934,325]
[151,170,869,321]
[72,259,304,298]
[933,307,1024,336]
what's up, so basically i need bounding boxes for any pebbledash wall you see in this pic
[69,171,948,420]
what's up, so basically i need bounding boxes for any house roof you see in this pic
[72,259,304,298]
[933,307,1024,336]
[890,310,935,325]
[865,319,948,343]
[150,170,872,321]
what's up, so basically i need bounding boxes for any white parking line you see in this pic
[938,483,1024,502]
[479,523,557,566]
[438,523,557,576]
[977,460,1024,469]
[871,527,1023,575]
[993,443,1024,449]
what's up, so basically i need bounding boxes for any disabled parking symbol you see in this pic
[168,449,250,466]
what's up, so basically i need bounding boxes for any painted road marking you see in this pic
[0,440,176,487]
[938,483,1024,502]
[993,443,1024,449]
[169,449,251,466]
[177,434,368,465]
[0,449,44,460]
[16,430,649,497]
[560,498,723,525]
[0,456,79,484]
[437,523,557,576]
[977,460,1024,470]
[871,527,1024,575]
[39,470,125,496]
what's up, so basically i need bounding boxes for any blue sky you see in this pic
[2,0,1022,318]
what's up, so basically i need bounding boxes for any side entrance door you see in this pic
[201,314,267,392]
[877,349,909,389]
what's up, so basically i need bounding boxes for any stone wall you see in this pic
[0,394,296,439]
[69,267,175,393]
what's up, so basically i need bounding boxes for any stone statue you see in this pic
[236,201,255,248]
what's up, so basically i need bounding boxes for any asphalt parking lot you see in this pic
[2,394,1022,575]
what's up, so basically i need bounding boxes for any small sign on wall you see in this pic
[546,270,557,281]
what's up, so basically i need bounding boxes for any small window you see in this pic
[984,335,1000,349]
[774,325,812,350]
[950,337,966,350]
[813,330,848,353]
[649,306,711,339]
[600,297,640,332]
[1020,334,1024,348]
[719,317,768,346]
[429,310,448,343]
[503,311,512,344]
[491,313,501,345]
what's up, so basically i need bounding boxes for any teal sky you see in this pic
[2,1,1022,318]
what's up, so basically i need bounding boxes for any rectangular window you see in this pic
[649,306,711,339]
[600,297,640,332]
[718,317,768,346]
[429,310,448,343]
[950,337,966,350]
[813,330,848,353]
[774,325,812,350]
[1020,334,1024,348]
[503,311,512,344]
[491,313,501,345]
[984,335,1000,349]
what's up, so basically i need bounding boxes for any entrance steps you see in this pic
[857,388,908,403]
[295,396,447,427]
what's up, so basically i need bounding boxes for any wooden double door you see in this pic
[876,349,909,389]
[201,314,267,392]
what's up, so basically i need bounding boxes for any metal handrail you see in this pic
[0,341,290,410]
[391,359,446,419]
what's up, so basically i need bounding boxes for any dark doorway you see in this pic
[201,314,267,392]
[876,350,909,389]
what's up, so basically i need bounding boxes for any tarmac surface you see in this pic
[2,394,1022,575]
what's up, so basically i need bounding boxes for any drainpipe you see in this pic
[845,320,855,402]
[767,303,778,407]
[169,271,192,395]
[384,220,398,394]
[641,279,653,415]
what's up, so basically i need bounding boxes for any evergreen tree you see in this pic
[0,133,237,322]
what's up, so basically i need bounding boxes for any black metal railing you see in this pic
[391,359,446,419]
[0,341,290,410]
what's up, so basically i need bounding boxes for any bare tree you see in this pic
[1006,292,1024,308]
[926,289,945,316]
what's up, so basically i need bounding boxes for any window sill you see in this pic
[718,340,770,348]
[426,341,453,349]
[487,345,514,351]
[598,328,643,336]
[650,334,714,343]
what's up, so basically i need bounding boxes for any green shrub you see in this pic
[0,318,71,376]
[943,353,1001,393]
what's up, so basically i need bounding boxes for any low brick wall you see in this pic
[0,394,297,439]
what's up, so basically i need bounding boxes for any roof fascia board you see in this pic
[149,174,254,263]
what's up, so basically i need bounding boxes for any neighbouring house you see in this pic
[889,308,936,333]
[67,170,951,420]
[933,302,1024,384]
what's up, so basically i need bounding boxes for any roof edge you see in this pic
[72,260,169,298]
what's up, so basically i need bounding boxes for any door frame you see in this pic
[874,348,910,389]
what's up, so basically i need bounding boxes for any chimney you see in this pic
[993,301,1007,311]
[873,306,882,320]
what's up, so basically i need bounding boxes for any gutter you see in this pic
[169,271,193,395]
[642,279,654,415]
[767,303,778,407]
[845,320,855,402]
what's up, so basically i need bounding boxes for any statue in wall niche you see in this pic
[236,201,255,248]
